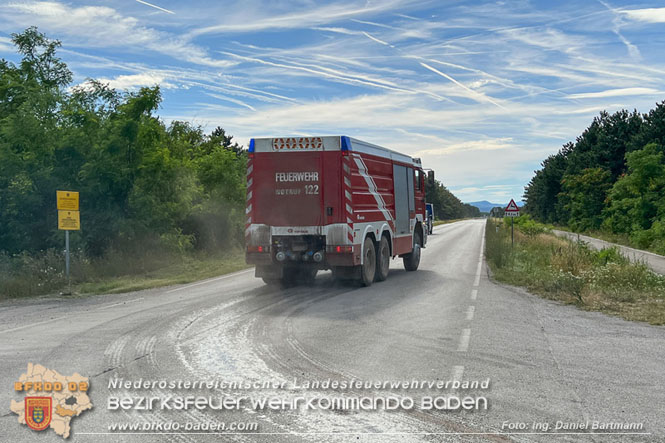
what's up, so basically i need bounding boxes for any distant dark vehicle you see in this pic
[425,203,434,235]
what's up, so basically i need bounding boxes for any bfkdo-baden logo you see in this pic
[25,396,52,431]
[11,363,92,439]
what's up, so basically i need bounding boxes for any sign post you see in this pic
[504,199,520,247]
[57,191,80,295]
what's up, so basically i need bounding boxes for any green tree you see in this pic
[604,143,665,237]
[523,148,569,223]
[559,168,612,231]
[0,28,247,257]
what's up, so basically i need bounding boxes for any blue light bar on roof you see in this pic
[249,138,255,152]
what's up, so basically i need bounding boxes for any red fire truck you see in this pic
[245,136,428,286]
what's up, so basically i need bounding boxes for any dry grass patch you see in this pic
[486,218,665,325]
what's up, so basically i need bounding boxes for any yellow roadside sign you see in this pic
[58,210,80,231]
[57,191,79,211]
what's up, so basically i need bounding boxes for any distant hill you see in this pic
[466,200,524,213]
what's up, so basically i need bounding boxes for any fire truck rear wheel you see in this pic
[403,232,422,272]
[360,237,376,286]
[375,236,390,282]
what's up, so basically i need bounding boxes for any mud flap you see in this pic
[255,265,283,279]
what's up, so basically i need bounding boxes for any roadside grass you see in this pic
[0,249,248,300]
[485,216,665,325]
[76,251,249,295]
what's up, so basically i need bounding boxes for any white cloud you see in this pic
[621,7,665,23]
[415,138,514,156]
[0,36,14,52]
[554,104,625,115]
[187,0,413,36]
[498,27,584,54]
[93,73,177,90]
[2,1,235,68]
[566,87,660,99]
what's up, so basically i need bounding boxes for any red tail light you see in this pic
[247,245,269,253]
[327,245,353,253]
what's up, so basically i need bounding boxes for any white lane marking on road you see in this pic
[0,315,69,335]
[466,306,475,321]
[451,365,465,382]
[473,260,483,286]
[457,328,471,352]
[164,268,254,293]
[473,229,483,287]
[471,289,478,300]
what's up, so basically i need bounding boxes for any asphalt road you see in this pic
[1,219,664,442]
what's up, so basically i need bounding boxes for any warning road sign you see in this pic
[504,199,520,217]
[58,210,80,230]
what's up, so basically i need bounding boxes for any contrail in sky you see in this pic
[136,0,175,14]
[420,62,506,110]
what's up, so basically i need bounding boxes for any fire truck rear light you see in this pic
[247,245,269,253]
[328,245,353,253]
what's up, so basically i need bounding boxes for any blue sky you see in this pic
[1,1,664,202]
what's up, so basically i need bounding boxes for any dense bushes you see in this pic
[0,28,247,259]
[0,28,248,297]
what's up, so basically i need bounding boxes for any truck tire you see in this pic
[359,237,376,286]
[403,232,422,272]
[375,236,390,282]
